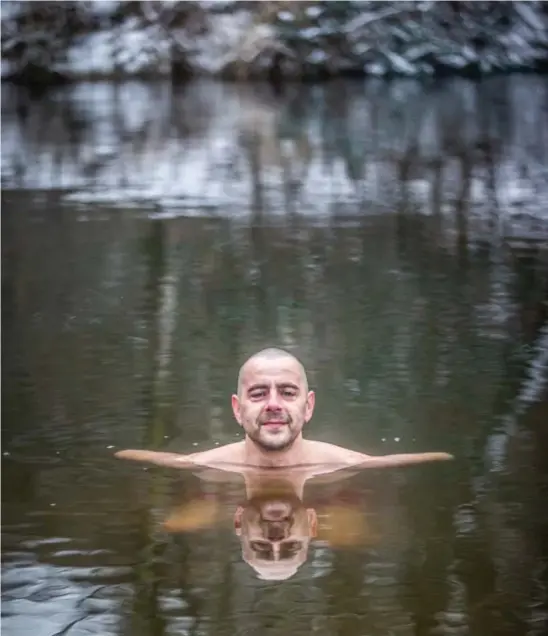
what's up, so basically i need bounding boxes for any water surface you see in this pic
[2,76,548,636]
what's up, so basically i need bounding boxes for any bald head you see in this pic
[237,348,308,396]
[232,348,315,450]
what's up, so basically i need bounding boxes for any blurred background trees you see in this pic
[2,1,547,85]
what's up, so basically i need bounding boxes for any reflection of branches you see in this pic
[514,323,548,413]
[120,219,179,636]
[51,615,90,636]
[210,549,235,636]
[74,585,109,609]
[483,322,548,475]
[3,76,548,248]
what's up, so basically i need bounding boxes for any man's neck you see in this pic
[243,435,308,468]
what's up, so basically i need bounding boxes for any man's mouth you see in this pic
[262,420,288,428]
[261,501,293,519]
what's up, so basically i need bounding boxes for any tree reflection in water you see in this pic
[1,75,547,636]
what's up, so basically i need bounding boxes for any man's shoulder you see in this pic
[187,441,245,465]
[304,439,369,465]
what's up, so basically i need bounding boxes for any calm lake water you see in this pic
[2,76,548,636]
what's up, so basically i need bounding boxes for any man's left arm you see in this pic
[351,451,453,468]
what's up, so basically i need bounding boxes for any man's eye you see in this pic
[250,391,266,399]
[283,541,303,553]
[282,389,297,398]
[250,540,271,554]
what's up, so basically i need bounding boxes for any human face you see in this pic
[234,492,317,579]
[232,357,315,451]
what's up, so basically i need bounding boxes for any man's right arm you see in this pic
[114,448,251,485]
[114,449,196,468]
[114,442,246,472]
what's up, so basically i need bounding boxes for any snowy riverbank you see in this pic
[2,2,548,83]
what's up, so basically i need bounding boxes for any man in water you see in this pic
[116,347,452,474]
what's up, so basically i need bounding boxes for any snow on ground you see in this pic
[59,24,173,78]
[2,1,547,80]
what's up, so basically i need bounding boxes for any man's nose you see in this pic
[265,522,288,542]
[265,391,282,410]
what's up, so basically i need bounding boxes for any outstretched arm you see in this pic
[307,451,453,484]
[354,452,453,469]
[114,448,454,477]
[113,448,246,482]
[114,449,195,469]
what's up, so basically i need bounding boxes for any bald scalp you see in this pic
[237,348,308,396]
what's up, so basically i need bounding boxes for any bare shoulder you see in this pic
[114,442,246,470]
[303,440,369,465]
[301,441,453,470]
[186,441,246,466]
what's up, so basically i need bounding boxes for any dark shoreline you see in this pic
[3,64,548,90]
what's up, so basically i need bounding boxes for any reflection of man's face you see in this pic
[234,492,317,580]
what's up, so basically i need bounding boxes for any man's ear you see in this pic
[305,390,316,423]
[234,506,244,536]
[307,509,318,538]
[231,394,242,425]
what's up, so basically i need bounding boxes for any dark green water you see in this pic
[2,77,548,636]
